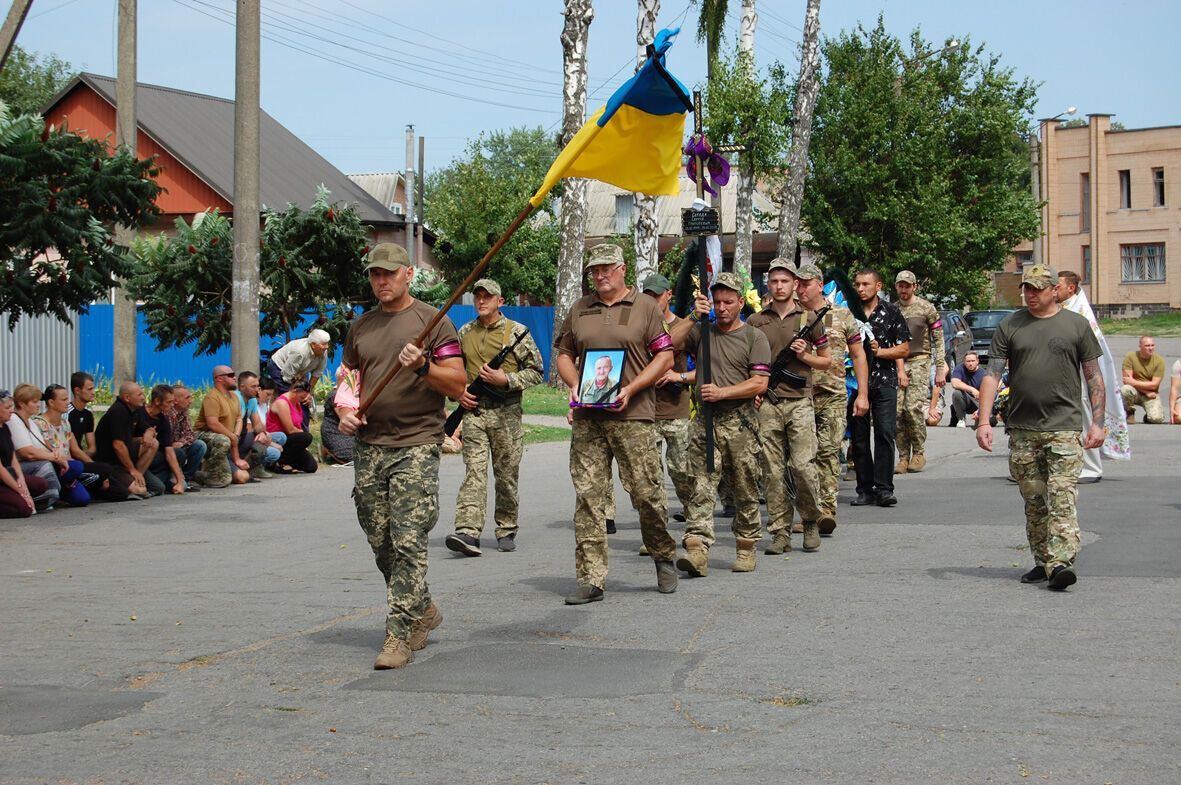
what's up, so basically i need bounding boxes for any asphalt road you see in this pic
[1,421,1179,784]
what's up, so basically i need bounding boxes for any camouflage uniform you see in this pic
[1008,430,1083,573]
[605,418,692,522]
[453,315,544,540]
[759,398,823,531]
[353,440,441,639]
[813,306,861,516]
[195,432,232,486]
[896,294,945,463]
[684,405,763,546]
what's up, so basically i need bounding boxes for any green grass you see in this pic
[1098,312,1181,336]
[522,384,571,417]
[523,423,571,444]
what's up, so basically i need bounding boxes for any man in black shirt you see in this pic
[68,371,97,457]
[849,268,911,507]
[95,382,161,497]
[138,384,188,495]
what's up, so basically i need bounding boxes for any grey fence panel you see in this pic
[0,313,80,391]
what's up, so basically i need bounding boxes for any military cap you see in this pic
[364,243,409,272]
[795,262,823,281]
[641,273,671,294]
[711,271,745,293]
[768,256,796,273]
[473,278,502,297]
[896,270,917,285]
[585,243,625,268]
[1021,264,1057,290]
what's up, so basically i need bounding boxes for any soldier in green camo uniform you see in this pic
[893,270,947,474]
[671,272,771,575]
[975,264,1105,592]
[798,266,869,533]
[554,244,678,605]
[444,279,544,557]
[336,244,468,670]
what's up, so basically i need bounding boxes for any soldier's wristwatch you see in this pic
[415,356,430,378]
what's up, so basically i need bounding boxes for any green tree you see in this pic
[0,104,161,328]
[802,20,1040,307]
[424,126,560,303]
[0,45,75,115]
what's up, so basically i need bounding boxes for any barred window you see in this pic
[1120,243,1166,283]
[1082,245,1091,283]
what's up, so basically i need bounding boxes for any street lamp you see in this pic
[1041,106,1078,124]
[895,39,961,94]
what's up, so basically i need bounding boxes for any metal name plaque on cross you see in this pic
[681,207,720,236]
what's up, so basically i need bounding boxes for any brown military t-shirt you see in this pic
[656,313,691,420]
[555,287,672,422]
[196,387,239,433]
[342,299,461,448]
[815,306,862,395]
[684,322,771,412]
[899,295,944,364]
[747,305,829,400]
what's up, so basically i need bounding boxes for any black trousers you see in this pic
[951,390,979,425]
[850,385,898,497]
[277,430,318,474]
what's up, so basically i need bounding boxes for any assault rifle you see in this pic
[443,328,531,437]
[768,305,831,390]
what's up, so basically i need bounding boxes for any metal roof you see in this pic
[59,73,401,226]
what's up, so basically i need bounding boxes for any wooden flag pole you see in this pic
[691,89,715,473]
[357,202,537,416]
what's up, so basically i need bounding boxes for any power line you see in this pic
[28,0,85,20]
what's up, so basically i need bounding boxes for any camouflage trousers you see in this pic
[606,417,693,520]
[454,403,524,539]
[896,357,932,460]
[1120,385,1166,424]
[812,390,847,517]
[1008,430,1083,572]
[195,431,232,486]
[570,419,674,588]
[685,405,763,547]
[352,440,440,641]
[758,396,822,531]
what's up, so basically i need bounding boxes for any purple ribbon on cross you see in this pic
[684,135,731,196]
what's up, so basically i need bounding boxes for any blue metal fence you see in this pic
[78,304,556,387]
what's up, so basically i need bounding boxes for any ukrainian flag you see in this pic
[529,28,692,207]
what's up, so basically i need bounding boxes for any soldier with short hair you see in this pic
[976,264,1105,591]
[336,243,467,670]
[674,272,771,576]
[554,243,678,605]
[748,259,834,554]
[893,270,946,473]
[445,278,544,557]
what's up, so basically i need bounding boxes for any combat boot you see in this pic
[407,603,442,651]
[374,634,414,670]
[791,521,804,534]
[908,454,926,472]
[765,531,791,555]
[802,522,821,552]
[655,560,678,594]
[894,457,909,474]
[818,513,837,536]
[732,537,757,572]
[675,535,709,577]
[250,463,273,480]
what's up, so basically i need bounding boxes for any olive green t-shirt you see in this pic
[1122,351,1165,384]
[747,305,829,400]
[655,314,691,421]
[684,322,771,412]
[990,309,1102,432]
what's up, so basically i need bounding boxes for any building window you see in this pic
[1081,245,1091,283]
[1120,243,1165,283]
[1118,170,1131,209]
[614,194,634,234]
[1153,167,1165,207]
[1080,173,1090,231]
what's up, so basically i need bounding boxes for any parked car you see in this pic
[963,309,1017,362]
[939,310,974,371]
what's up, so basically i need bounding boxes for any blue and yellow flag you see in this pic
[529,28,692,208]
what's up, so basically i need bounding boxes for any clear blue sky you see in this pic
[15,0,1178,177]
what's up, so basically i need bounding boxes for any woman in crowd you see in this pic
[7,384,73,508]
[318,388,354,465]
[35,384,132,503]
[265,381,318,474]
[1,390,49,517]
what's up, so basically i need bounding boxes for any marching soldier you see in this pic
[444,279,544,557]
[748,259,834,554]
[554,244,678,605]
[336,243,467,670]
[894,270,946,473]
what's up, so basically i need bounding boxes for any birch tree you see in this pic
[552,0,594,382]
[775,0,820,260]
[731,0,757,279]
[632,0,661,282]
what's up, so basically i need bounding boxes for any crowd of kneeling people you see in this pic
[0,366,356,518]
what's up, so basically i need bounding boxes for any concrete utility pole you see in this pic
[417,135,425,268]
[112,0,138,388]
[0,0,33,71]
[404,124,415,267]
[231,0,261,374]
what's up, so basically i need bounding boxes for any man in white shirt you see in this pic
[266,329,331,393]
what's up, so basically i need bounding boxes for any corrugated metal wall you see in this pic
[0,313,79,390]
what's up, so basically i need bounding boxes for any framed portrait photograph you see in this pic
[572,348,625,409]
